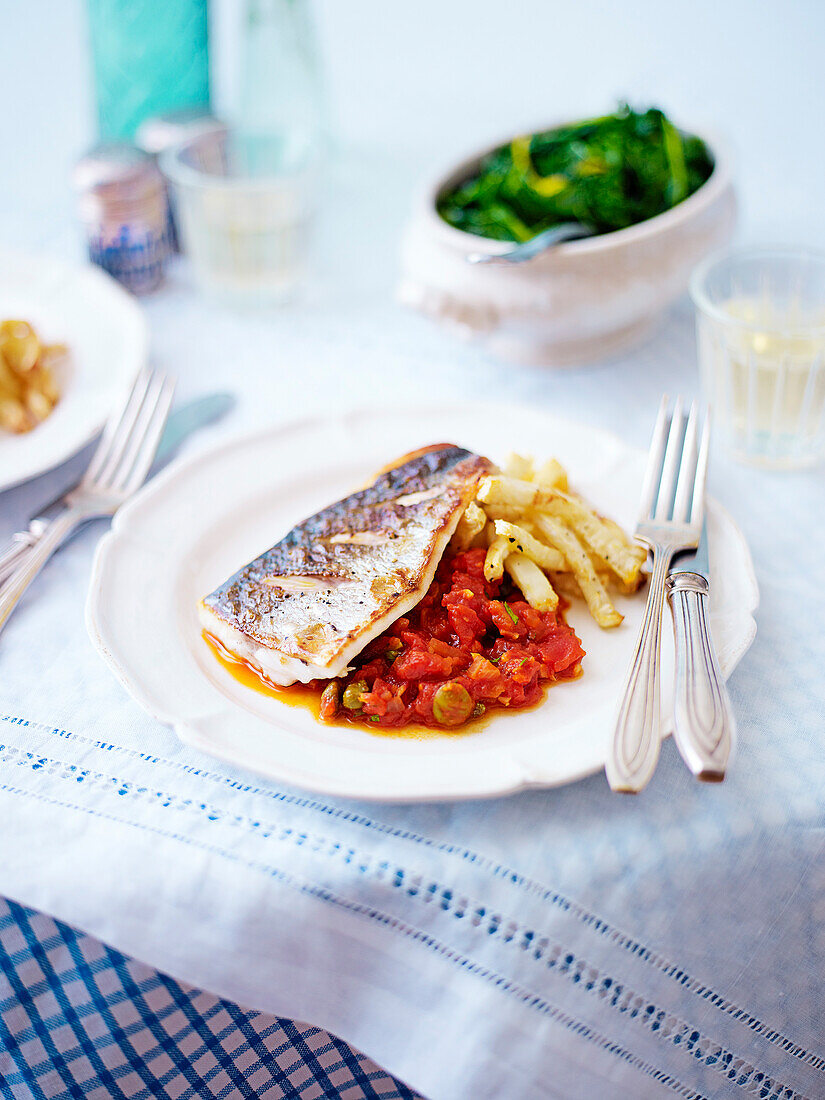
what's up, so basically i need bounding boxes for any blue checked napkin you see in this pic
[0,897,420,1099]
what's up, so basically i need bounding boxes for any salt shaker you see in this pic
[73,143,171,294]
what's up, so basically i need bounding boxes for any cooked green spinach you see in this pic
[437,105,714,242]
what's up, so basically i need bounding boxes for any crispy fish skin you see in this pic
[200,444,492,685]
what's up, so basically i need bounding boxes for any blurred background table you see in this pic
[1,2,824,1098]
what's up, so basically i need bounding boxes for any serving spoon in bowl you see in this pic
[466,221,595,264]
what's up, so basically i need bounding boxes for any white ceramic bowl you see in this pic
[398,127,736,366]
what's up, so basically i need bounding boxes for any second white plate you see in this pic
[87,404,758,802]
[0,249,147,491]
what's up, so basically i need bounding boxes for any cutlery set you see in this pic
[1,384,733,794]
[0,369,174,635]
[0,372,232,633]
[608,397,735,793]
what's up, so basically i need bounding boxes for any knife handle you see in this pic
[666,572,735,781]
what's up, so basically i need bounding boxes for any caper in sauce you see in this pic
[342,679,368,711]
[432,682,474,726]
[319,681,340,719]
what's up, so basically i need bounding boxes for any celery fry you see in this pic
[533,514,623,628]
[478,502,531,524]
[477,475,538,509]
[450,501,488,551]
[541,493,645,586]
[505,552,558,612]
[492,520,566,572]
[548,571,582,601]
[602,516,648,565]
[503,452,535,481]
[484,535,512,582]
[534,457,569,491]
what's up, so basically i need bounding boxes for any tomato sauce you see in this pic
[322,548,584,731]
[205,548,585,734]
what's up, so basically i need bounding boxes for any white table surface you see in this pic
[2,3,825,1097]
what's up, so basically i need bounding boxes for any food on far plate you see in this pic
[437,104,714,243]
[200,444,647,732]
[0,319,65,433]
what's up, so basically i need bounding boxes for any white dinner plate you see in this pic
[87,404,758,802]
[0,249,147,491]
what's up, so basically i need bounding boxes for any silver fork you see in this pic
[606,396,708,793]
[0,368,175,636]
[0,534,34,585]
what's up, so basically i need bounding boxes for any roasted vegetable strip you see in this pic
[484,534,513,582]
[532,514,623,628]
[542,493,646,586]
[493,520,566,572]
[504,552,559,613]
[450,500,488,551]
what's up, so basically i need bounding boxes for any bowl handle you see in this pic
[397,279,500,336]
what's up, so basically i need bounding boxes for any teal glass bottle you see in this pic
[86,0,210,141]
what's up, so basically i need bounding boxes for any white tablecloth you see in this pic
[2,193,824,1096]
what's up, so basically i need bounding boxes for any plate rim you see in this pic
[86,403,760,802]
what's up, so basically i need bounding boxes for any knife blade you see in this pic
[0,392,235,583]
[151,392,234,470]
[669,517,709,578]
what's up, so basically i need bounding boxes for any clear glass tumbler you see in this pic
[691,247,825,469]
[161,130,316,306]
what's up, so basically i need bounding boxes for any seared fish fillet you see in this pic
[200,444,492,685]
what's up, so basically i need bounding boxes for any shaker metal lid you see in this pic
[135,110,227,156]
[73,143,162,192]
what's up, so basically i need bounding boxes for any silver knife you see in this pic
[666,518,736,781]
[0,392,234,584]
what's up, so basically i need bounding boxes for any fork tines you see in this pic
[639,396,710,532]
[83,368,175,497]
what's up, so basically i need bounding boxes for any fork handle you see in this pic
[606,548,672,793]
[0,534,35,587]
[0,510,85,636]
[666,572,735,781]
[0,510,89,588]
